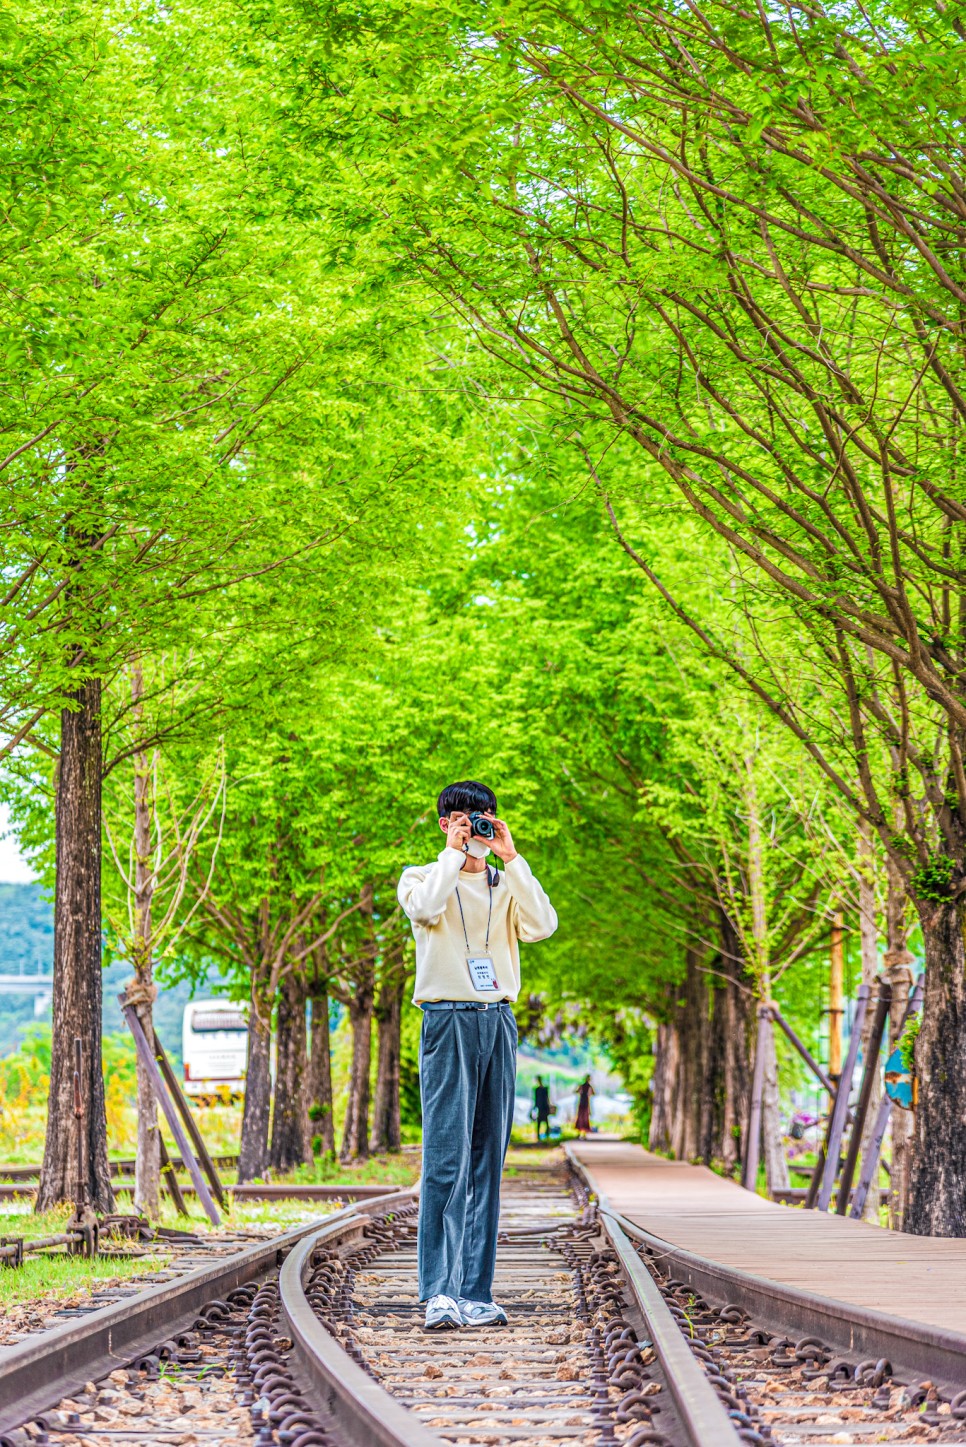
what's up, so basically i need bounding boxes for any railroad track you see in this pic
[1,1151,964,1447]
[0,1156,240,1183]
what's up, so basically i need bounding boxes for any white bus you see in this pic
[182,999,249,1100]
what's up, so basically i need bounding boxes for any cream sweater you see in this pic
[398,848,558,1004]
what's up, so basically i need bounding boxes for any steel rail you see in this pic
[0,1189,417,1436]
[600,1209,744,1446]
[278,1207,445,1447]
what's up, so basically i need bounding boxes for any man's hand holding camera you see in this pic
[488,817,517,863]
[442,810,517,863]
[444,812,472,853]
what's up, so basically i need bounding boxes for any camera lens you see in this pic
[470,812,496,840]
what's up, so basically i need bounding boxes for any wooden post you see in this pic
[769,1006,836,1095]
[836,982,892,1214]
[829,911,845,1081]
[816,983,870,1212]
[158,1135,189,1217]
[120,994,220,1226]
[741,1004,770,1192]
[152,1031,227,1208]
[850,978,923,1219]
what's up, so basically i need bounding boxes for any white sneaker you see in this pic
[424,1293,461,1330]
[458,1297,508,1327]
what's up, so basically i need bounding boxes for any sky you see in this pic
[0,803,35,883]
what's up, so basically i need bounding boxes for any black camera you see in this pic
[468,812,496,840]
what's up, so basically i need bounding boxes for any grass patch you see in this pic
[0,1202,86,1241]
[504,1144,563,1172]
[275,1152,421,1189]
[0,1247,156,1314]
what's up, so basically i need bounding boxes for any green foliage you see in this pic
[912,857,955,903]
[900,1015,922,1074]
[5,0,962,1157]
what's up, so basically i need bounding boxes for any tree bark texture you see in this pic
[308,991,335,1157]
[269,972,311,1172]
[671,950,707,1161]
[341,981,374,1162]
[648,1022,675,1154]
[37,679,114,1213]
[717,910,754,1174]
[906,898,966,1236]
[239,977,272,1183]
[759,1013,790,1196]
[648,930,753,1175]
[371,971,404,1154]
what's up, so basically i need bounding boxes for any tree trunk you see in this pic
[884,856,915,1231]
[665,952,708,1162]
[269,971,311,1172]
[906,896,966,1235]
[371,970,404,1154]
[702,976,726,1168]
[650,934,752,1173]
[131,693,160,1221]
[855,825,882,1222]
[760,1012,790,1196]
[648,1022,675,1153]
[717,909,754,1174]
[37,679,114,1213]
[340,981,374,1162]
[239,978,272,1183]
[308,990,335,1158]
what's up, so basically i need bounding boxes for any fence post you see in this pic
[849,978,923,1219]
[120,993,220,1226]
[815,984,870,1212]
[836,981,892,1214]
[742,1004,770,1192]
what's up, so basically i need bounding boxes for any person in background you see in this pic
[575,1074,594,1138]
[533,1076,552,1141]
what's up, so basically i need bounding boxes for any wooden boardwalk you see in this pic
[570,1140,966,1337]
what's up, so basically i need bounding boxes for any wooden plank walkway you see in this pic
[570,1140,966,1336]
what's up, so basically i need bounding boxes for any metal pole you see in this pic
[816,983,870,1212]
[769,1005,836,1095]
[742,1004,770,1192]
[850,978,923,1219]
[119,994,221,1226]
[836,981,892,1214]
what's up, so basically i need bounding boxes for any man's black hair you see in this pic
[437,780,497,817]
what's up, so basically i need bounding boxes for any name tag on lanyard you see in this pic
[466,954,500,993]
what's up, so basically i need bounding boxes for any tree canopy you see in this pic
[2,0,962,1233]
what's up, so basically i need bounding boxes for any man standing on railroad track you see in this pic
[398,780,558,1332]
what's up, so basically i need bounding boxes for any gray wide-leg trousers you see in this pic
[417,1003,517,1302]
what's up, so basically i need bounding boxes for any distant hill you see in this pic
[0,882,228,1065]
[0,882,54,974]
